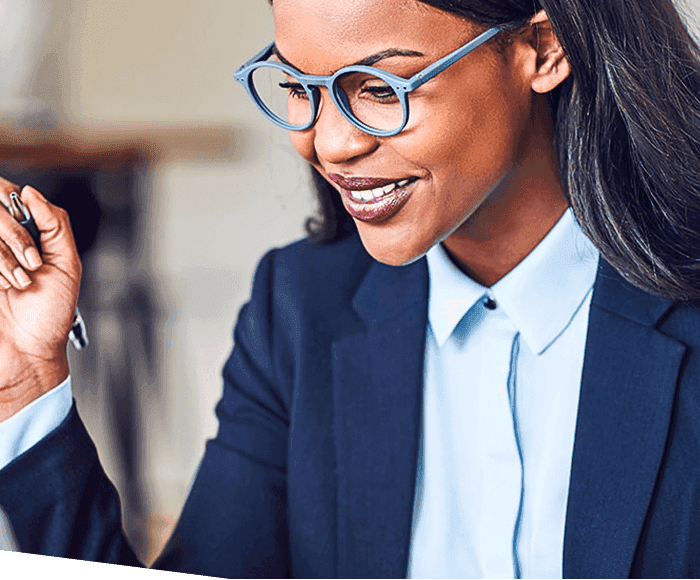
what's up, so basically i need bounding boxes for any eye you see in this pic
[279,81,308,100]
[359,78,399,104]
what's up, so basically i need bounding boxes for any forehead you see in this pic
[273,0,478,72]
[274,0,419,30]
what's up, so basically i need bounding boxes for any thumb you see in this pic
[19,185,81,276]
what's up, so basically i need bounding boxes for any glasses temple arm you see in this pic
[235,41,276,74]
[407,27,501,90]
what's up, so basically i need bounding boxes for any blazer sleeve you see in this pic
[153,248,291,577]
[0,248,291,578]
[0,402,141,566]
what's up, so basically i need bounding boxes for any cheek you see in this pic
[412,84,519,178]
[356,86,525,263]
[288,131,317,164]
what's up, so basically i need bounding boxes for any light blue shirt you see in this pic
[0,210,599,578]
[407,209,600,578]
[0,375,72,471]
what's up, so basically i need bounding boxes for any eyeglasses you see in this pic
[233,27,501,137]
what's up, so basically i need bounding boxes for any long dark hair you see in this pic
[303,0,700,300]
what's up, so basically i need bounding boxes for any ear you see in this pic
[527,10,571,93]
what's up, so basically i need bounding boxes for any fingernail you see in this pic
[0,277,10,289]
[13,267,31,287]
[25,247,42,269]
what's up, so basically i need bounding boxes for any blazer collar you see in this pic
[351,256,428,325]
[564,259,685,578]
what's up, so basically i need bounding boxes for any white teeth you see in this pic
[361,190,374,201]
[349,178,413,202]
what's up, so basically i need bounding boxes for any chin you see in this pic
[354,223,432,267]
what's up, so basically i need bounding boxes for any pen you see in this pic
[8,192,89,351]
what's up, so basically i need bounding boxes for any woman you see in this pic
[0,0,699,577]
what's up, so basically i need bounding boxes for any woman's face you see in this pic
[273,0,547,266]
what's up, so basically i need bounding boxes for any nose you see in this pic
[304,88,379,165]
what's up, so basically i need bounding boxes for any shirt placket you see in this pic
[475,306,522,578]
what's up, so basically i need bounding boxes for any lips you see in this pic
[327,173,419,223]
[328,174,408,190]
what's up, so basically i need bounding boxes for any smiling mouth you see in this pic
[344,178,416,202]
[327,173,419,200]
[328,174,420,223]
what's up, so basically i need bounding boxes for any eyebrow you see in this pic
[271,44,425,74]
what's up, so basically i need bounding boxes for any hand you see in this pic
[0,177,82,422]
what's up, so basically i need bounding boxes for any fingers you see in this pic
[0,176,18,213]
[20,185,82,275]
[0,178,43,289]
[0,178,81,291]
[19,185,66,246]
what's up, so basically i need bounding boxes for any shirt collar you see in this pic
[426,209,600,354]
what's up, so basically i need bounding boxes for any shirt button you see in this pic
[484,297,497,310]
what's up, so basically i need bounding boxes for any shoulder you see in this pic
[252,232,375,314]
[227,232,375,408]
[235,232,377,364]
[592,258,700,344]
[268,231,372,285]
[660,300,700,357]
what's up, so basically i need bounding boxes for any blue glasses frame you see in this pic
[233,26,501,137]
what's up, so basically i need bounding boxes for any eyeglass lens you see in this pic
[250,65,404,132]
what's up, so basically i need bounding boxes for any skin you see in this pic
[275,0,571,284]
[0,180,78,421]
[0,0,570,421]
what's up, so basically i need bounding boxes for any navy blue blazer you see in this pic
[0,231,699,578]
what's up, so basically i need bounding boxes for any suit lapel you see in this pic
[564,260,686,578]
[333,257,428,579]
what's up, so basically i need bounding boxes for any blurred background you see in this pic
[1,0,699,567]
[0,0,313,565]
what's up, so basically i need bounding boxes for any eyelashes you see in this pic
[279,81,308,99]
[279,81,399,104]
